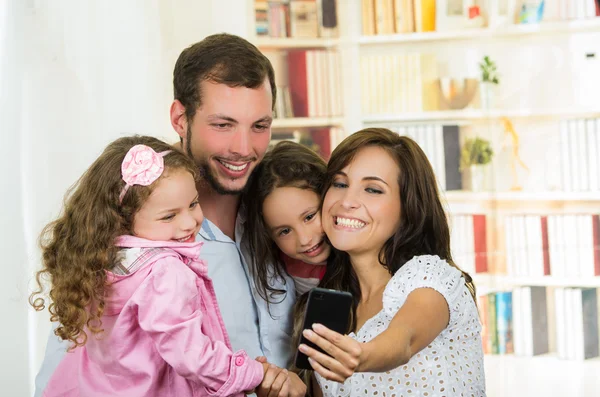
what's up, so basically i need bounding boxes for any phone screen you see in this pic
[294,288,353,370]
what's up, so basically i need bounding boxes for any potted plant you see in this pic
[460,137,494,191]
[479,55,499,109]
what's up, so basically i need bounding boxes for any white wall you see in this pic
[1,1,249,395]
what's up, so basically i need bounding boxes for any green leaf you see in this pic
[460,137,494,170]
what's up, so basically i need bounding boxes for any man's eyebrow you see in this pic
[207,114,238,123]
[255,115,273,124]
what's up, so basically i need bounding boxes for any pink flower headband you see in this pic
[119,144,172,204]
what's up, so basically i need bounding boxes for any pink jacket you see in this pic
[43,235,263,397]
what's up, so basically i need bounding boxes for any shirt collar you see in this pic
[199,215,245,244]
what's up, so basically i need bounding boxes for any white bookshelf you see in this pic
[247,3,600,395]
[475,274,600,289]
[359,19,600,45]
[255,37,339,49]
[362,109,600,124]
[251,0,346,132]
[352,4,600,396]
[442,190,600,203]
[484,354,600,397]
[271,117,344,129]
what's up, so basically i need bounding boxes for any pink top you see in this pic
[281,253,326,295]
[43,235,263,397]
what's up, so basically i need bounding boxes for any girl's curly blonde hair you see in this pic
[29,135,198,349]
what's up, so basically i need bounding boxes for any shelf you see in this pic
[271,117,344,129]
[474,274,600,289]
[359,19,600,45]
[255,37,339,49]
[483,354,600,397]
[442,191,600,203]
[362,109,600,123]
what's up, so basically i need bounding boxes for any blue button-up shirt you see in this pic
[34,214,296,396]
[200,215,296,368]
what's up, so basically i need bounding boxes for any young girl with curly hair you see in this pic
[30,135,273,397]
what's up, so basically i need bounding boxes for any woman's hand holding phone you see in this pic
[298,323,369,383]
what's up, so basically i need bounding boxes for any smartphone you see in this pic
[294,287,353,370]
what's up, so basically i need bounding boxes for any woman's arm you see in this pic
[361,287,449,371]
[299,288,449,382]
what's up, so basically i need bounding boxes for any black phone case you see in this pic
[294,288,353,370]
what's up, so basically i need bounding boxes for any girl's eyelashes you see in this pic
[161,214,175,221]
[304,212,316,222]
[189,200,199,209]
[277,228,291,237]
[332,181,347,189]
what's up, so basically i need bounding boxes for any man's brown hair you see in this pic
[173,33,277,122]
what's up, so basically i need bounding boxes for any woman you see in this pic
[298,128,485,396]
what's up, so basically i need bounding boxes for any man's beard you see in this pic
[185,126,245,196]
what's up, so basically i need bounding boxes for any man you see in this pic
[34,33,305,397]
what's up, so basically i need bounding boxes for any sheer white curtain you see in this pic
[1,2,30,396]
[1,1,249,394]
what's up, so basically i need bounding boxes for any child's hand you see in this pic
[255,356,306,397]
[298,323,365,383]
[287,371,307,397]
[255,359,289,397]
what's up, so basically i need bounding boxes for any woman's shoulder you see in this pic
[383,255,466,313]
[393,254,459,280]
[390,254,464,290]
[403,254,450,267]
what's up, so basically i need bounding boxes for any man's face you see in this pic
[179,80,273,195]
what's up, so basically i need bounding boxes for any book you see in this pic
[319,0,339,37]
[496,291,514,354]
[255,1,270,36]
[488,292,499,354]
[443,125,462,191]
[290,0,319,38]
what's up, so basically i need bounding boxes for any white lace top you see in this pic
[316,255,486,397]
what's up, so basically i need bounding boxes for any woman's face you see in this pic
[262,186,331,265]
[322,146,402,257]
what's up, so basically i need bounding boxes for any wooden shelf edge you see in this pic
[272,117,344,129]
[255,37,340,49]
[359,19,600,45]
[474,274,600,288]
[441,191,600,202]
[362,109,600,123]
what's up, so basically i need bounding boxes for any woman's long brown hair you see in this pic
[29,136,197,349]
[316,128,475,332]
[289,129,475,393]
